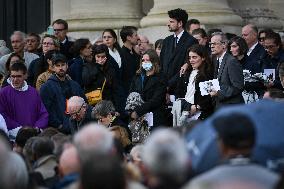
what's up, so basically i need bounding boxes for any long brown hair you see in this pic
[136,49,160,75]
[185,44,213,80]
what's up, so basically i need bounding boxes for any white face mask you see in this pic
[142,61,153,71]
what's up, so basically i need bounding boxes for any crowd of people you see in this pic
[0,7,284,189]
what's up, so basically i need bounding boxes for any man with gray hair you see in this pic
[142,128,190,189]
[138,35,153,55]
[0,135,29,189]
[0,40,11,58]
[209,32,244,108]
[73,123,114,158]
[0,31,39,76]
[65,96,95,134]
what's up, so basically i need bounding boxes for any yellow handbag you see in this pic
[85,79,106,105]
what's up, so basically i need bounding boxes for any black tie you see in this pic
[174,36,178,48]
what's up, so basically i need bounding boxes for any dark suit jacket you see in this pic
[214,52,244,107]
[68,56,84,87]
[129,74,167,127]
[160,31,198,93]
[244,43,266,74]
[175,70,214,119]
[60,37,74,61]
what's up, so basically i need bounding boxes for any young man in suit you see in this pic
[209,32,244,108]
[160,8,198,101]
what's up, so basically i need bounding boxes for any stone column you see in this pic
[51,0,144,41]
[139,0,243,42]
[228,0,282,30]
[267,0,284,29]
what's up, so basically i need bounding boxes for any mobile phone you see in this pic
[47,26,54,35]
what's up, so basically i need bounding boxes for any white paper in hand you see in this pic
[145,112,153,127]
[264,69,275,81]
[199,79,220,96]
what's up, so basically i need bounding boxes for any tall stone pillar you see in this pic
[228,0,283,30]
[139,0,243,42]
[267,0,284,29]
[51,0,144,41]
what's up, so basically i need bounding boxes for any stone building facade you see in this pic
[51,0,284,43]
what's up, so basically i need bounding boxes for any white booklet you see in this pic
[199,79,220,96]
[145,112,153,127]
[264,69,275,81]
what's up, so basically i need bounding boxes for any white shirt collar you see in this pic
[218,51,226,64]
[61,37,67,44]
[247,42,258,56]
[174,30,184,43]
[7,78,29,91]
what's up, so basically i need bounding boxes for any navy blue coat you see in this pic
[244,43,266,74]
[68,56,84,87]
[40,74,86,130]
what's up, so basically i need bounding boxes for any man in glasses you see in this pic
[65,96,95,134]
[52,19,74,60]
[262,32,284,90]
[209,32,244,108]
[40,53,85,133]
[0,63,48,139]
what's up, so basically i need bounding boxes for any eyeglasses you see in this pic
[10,74,24,79]
[258,37,265,42]
[66,103,85,117]
[209,42,224,47]
[264,45,277,50]
[53,28,65,32]
[42,42,55,46]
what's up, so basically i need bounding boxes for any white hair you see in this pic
[142,128,189,181]
[0,152,29,189]
[67,96,85,108]
[130,144,144,161]
[10,31,26,42]
[73,123,114,156]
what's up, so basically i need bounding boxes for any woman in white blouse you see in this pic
[102,29,122,69]
[172,44,214,126]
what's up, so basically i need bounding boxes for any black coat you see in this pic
[175,70,215,119]
[160,31,198,93]
[68,56,85,87]
[60,37,74,61]
[129,73,167,127]
[82,61,125,112]
[244,43,266,74]
[67,105,95,135]
[120,46,140,93]
[28,55,47,86]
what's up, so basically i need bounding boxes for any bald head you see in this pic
[67,96,85,109]
[66,96,87,121]
[59,145,80,177]
[242,24,258,48]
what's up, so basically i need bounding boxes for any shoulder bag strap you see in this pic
[100,78,106,94]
